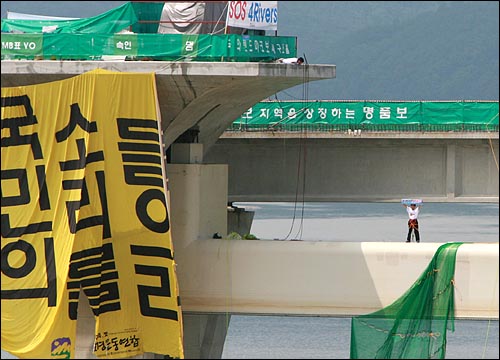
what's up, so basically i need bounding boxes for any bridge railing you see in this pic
[227,123,499,133]
[227,100,499,133]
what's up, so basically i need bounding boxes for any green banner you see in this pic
[1,34,43,57]
[230,101,499,132]
[1,33,297,61]
[227,35,296,60]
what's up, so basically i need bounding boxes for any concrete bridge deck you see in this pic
[205,131,499,203]
[1,60,335,152]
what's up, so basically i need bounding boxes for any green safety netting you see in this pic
[1,2,297,61]
[229,101,499,132]
[0,2,244,35]
[350,242,463,359]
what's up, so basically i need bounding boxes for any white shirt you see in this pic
[406,206,419,220]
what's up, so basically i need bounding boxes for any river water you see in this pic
[221,201,499,359]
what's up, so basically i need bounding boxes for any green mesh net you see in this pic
[350,242,464,359]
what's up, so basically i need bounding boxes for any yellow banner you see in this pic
[1,69,184,359]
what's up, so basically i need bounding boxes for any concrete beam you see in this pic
[175,240,499,319]
[204,137,499,202]
[1,60,336,153]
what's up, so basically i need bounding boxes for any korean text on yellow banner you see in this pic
[1,69,184,359]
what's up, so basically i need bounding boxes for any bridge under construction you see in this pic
[2,2,498,357]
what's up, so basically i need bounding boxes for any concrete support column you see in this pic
[446,143,456,200]
[167,163,230,358]
[182,313,231,359]
[170,143,204,164]
[166,164,228,248]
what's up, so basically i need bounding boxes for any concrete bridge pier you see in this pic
[168,142,232,359]
[182,312,231,359]
[168,142,256,358]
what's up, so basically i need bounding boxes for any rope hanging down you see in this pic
[283,56,311,240]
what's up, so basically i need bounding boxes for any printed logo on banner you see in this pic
[50,338,71,359]
[94,330,142,356]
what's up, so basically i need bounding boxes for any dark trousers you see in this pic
[407,219,420,242]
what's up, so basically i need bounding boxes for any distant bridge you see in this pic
[203,130,499,203]
[200,100,500,203]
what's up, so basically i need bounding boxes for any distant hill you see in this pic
[1,1,498,101]
[278,1,499,101]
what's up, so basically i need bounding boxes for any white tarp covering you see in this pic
[157,2,206,34]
